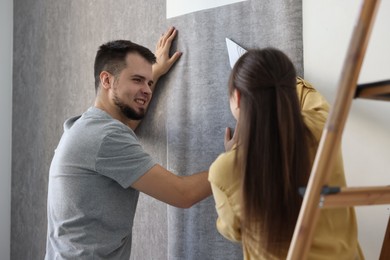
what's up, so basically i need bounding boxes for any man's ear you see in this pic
[100,71,113,90]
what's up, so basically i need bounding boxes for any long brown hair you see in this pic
[229,48,311,258]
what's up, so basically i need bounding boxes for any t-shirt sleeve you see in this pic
[95,130,156,188]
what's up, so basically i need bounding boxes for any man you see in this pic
[45,27,211,259]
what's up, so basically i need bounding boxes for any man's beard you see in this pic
[113,92,146,120]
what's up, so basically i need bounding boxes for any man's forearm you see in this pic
[180,171,212,207]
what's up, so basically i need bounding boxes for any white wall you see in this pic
[303,1,390,259]
[0,0,13,259]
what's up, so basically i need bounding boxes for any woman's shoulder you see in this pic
[296,77,330,112]
[208,149,240,188]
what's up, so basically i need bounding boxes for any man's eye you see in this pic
[133,78,142,83]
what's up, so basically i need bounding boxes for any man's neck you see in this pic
[94,99,139,131]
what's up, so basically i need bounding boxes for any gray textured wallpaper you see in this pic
[12,0,302,259]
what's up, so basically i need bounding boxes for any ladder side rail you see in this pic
[287,0,381,259]
[379,216,390,260]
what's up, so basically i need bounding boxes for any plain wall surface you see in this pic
[0,0,12,259]
[303,1,390,259]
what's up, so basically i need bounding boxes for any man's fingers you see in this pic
[160,27,176,47]
[169,51,182,64]
[166,27,177,44]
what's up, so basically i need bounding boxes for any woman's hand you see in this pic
[224,125,237,152]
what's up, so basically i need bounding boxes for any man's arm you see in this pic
[129,27,182,130]
[131,164,211,208]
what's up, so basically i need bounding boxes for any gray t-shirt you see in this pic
[45,107,156,259]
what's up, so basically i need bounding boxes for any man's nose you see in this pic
[141,83,152,95]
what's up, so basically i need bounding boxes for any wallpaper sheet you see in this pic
[12,0,303,259]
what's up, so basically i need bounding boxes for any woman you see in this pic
[209,48,364,259]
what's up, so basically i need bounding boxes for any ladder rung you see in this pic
[355,80,390,101]
[322,186,390,208]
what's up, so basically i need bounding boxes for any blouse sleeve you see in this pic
[296,77,330,138]
[296,77,329,117]
[209,152,242,243]
[211,182,242,242]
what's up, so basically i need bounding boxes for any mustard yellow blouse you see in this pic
[209,78,364,260]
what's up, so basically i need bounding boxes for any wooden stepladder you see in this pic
[287,0,390,259]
